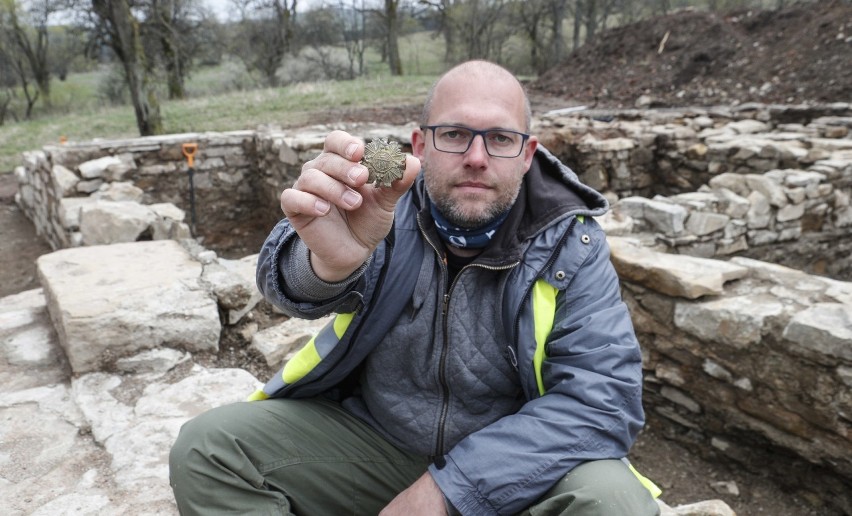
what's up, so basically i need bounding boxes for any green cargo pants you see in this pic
[169,398,659,515]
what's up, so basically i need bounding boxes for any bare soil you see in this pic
[2,2,848,513]
[530,0,852,109]
[0,160,831,516]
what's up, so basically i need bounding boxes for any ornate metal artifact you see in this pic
[362,138,405,187]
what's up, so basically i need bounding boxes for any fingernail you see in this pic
[315,199,330,214]
[345,143,358,159]
[342,190,360,207]
[347,165,366,182]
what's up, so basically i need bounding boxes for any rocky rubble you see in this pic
[0,238,753,516]
[7,106,852,514]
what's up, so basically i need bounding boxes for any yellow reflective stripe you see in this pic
[281,312,355,386]
[577,215,585,224]
[532,279,558,396]
[333,312,354,338]
[281,337,321,384]
[246,389,269,402]
[629,463,663,499]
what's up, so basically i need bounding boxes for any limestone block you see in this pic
[151,218,192,241]
[250,315,335,369]
[778,225,802,241]
[70,365,258,507]
[783,303,852,361]
[620,197,687,236]
[79,200,157,245]
[728,119,770,134]
[685,212,730,236]
[589,137,635,152]
[92,181,144,202]
[835,206,852,228]
[149,202,191,241]
[597,209,635,236]
[776,202,806,222]
[746,174,788,207]
[781,169,827,188]
[716,188,751,218]
[78,155,124,179]
[702,360,733,383]
[670,192,719,211]
[115,348,190,374]
[76,178,104,193]
[716,236,748,255]
[708,173,748,197]
[745,192,772,232]
[202,255,258,310]
[785,187,807,204]
[149,202,186,221]
[835,189,850,208]
[674,294,785,349]
[747,229,779,245]
[609,237,749,299]
[37,241,220,373]
[50,164,79,197]
[0,396,107,516]
[660,386,701,413]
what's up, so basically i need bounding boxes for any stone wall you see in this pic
[12,105,852,513]
[538,103,851,198]
[15,125,413,258]
[539,104,852,279]
[609,237,852,513]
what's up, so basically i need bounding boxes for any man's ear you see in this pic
[522,136,538,173]
[411,127,427,159]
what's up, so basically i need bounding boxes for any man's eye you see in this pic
[443,130,467,140]
[488,133,514,145]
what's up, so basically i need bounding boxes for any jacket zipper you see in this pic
[418,215,520,459]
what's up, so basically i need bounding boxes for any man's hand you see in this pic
[380,472,448,516]
[279,130,420,282]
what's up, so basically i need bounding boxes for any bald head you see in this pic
[420,60,532,132]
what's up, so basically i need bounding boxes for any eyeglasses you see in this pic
[420,125,530,158]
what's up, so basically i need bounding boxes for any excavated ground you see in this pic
[2,2,849,513]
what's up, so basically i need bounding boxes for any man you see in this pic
[170,60,659,515]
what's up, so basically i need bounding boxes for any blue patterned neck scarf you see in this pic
[430,203,509,249]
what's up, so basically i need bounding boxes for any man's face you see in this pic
[412,72,538,229]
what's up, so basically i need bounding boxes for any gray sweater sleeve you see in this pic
[280,237,371,302]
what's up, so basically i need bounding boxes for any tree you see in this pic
[517,0,569,73]
[0,0,62,108]
[91,0,163,135]
[230,0,298,87]
[379,0,403,75]
[421,0,513,64]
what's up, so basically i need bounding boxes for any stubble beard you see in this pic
[423,163,523,229]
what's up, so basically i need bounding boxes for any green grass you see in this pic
[0,30,448,173]
[0,73,435,173]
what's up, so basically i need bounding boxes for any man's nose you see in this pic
[464,134,490,167]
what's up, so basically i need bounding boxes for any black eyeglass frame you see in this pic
[420,124,531,158]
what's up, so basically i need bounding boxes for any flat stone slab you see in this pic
[37,240,220,373]
[608,237,749,299]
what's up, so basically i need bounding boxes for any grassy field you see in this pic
[0,73,438,173]
[0,32,446,174]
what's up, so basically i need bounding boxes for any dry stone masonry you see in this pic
[539,103,852,279]
[6,102,851,514]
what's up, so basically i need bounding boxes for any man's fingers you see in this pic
[283,168,363,218]
[280,187,330,220]
[324,130,365,162]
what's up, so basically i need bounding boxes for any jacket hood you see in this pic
[411,145,609,264]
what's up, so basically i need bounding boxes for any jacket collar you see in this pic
[412,145,609,265]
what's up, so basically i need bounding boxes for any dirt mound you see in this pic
[531,0,852,108]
